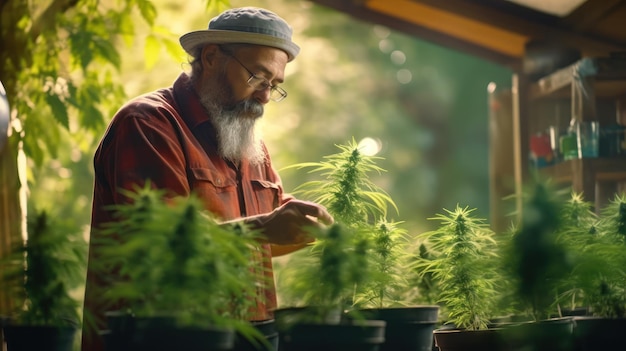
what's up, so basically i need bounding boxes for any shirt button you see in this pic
[216,178,221,185]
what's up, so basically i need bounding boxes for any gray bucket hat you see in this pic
[180,7,300,62]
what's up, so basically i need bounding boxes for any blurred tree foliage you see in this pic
[0,0,228,239]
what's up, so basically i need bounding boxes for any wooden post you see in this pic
[488,82,516,233]
[0,84,23,351]
[512,73,531,225]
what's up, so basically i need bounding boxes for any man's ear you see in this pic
[201,44,221,70]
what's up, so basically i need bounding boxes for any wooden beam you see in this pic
[308,0,521,69]
[309,0,626,67]
[412,0,624,55]
[365,0,529,57]
[563,0,625,32]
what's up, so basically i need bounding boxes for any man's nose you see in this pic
[253,87,271,104]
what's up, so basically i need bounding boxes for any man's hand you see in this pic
[246,199,333,245]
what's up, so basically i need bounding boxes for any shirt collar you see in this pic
[173,72,211,130]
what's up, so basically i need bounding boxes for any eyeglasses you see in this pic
[225,53,288,102]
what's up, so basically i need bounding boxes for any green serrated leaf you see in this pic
[69,31,94,70]
[80,104,104,132]
[137,0,157,26]
[65,82,79,107]
[93,37,121,69]
[45,93,69,129]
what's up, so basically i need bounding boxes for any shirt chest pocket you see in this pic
[251,179,280,214]
[189,167,238,218]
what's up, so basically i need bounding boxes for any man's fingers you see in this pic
[293,201,334,225]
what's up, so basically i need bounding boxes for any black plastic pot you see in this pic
[132,320,234,351]
[233,319,279,351]
[3,325,77,351]
[102,313,234,351]
[572,316,626,351]
[101,310,135,351]
[503,317,574,351]
[359,305,439,351]
[274,306,343,351]
[433,328,508,351]
[280,319,386,351]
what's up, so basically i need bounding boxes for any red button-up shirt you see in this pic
[82,73,287,351]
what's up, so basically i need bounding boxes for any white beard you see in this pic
[212,111,266,166]
[197,71,267,166]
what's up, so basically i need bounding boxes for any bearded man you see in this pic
[81,7,332,351]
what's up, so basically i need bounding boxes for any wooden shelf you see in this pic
[531,57,626,99]
[523,57,626,211]
[538,157,626,184]
[534,156,626,211]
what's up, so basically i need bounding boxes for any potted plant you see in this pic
[90,184,270,351]
[592,193,626,317]
[277,138,397,314]
[495,187,626,351]
[500,181,575,351]
[414,204,505,351]
[274,221,387,351]
[560,193,626,351]
[276,139,437,351]
[1,208,86,351]
[353,218,440,351]
[550,192,597,315]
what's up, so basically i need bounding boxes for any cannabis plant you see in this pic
[404,243,440,306]
[285,138,397,225]
[2,208,86,327]
[353,218,412,308]
[414,205,500,330]
[587,193,626,317]
[277,139,404,313]
[506,182,572,320]
[277,222,370,324]
[597,193,626,242]
[551,192,601,314]
[93,184,262,329]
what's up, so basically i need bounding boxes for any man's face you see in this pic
[209,67,265,119]
[216,46,288,107]
[195,46,289,165]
